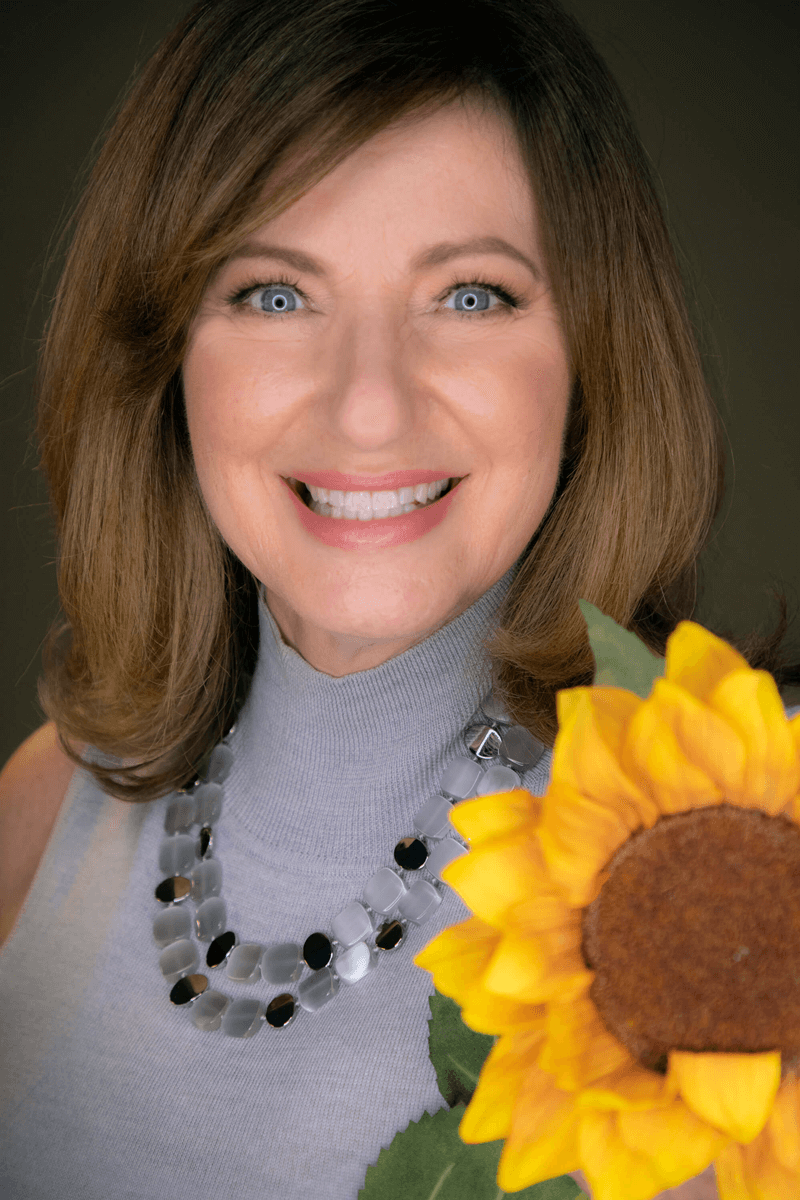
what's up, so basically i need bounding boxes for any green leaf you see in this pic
[577,598,665,700]
[358,1104,587,1199]
[427,989,496,1108]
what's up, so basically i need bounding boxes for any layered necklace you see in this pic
[152,690,545,1038]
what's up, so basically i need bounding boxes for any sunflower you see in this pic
[413,619,800,1200]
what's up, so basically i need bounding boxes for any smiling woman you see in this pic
[181,97,572,673]
[1,1,798,1199]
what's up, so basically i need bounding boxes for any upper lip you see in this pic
[284,469,464,491]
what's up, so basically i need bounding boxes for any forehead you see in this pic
[253,97,535,244]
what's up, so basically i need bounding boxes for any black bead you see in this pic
[170,974,208,1005]
[266,992,296,1028]
[206,930,237,968]
[303,931,333,970]
[393,836,428,870]
[199,826,213,857]
[375,920,404,950]
[155,876,191,904]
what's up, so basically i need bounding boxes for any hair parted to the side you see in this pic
[34,0,799,802]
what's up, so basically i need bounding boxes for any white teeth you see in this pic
[297,477,454,520]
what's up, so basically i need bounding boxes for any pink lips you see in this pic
[286,469,459,491]
[281,474,463,550]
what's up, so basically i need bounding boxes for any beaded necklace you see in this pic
[153,691,545,1038]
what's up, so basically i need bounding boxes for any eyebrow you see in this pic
[225,235,541,283]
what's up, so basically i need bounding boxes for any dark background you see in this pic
[1,0,798,768]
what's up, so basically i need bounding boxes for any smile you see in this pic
[287,477,461,521]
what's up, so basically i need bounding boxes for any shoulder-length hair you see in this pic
[35,0,798,802]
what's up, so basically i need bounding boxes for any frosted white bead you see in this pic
[334,940,377,984]
[330,900,373,949]
[476,764,519,794]
[362,866,406,914]
[396,879,442,925]
[221,997,265,1038]
[152,906,192,948]
[261,942,303,984]
[226,942,264,983]
[426,837,469,881]
[500,725,546,771]
[159,834,196,876]
[195,896,226,942]
[298,967,340,1013]
[440,756,484,800]
[195,781,223,825]
[413,794,454,838]
[159,937,199,985]
[190,990,230,1032]
[207,743,234,783]
[190,858,222,902]
[164,795,196,835]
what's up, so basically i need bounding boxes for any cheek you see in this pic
[182,340,266,463]
[506,341,572,444]
[183,344,227,450]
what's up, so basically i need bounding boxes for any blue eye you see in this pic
[225,274,523,318]
[247,283,304,315]
[447,285,495,314]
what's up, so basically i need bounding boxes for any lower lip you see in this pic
[281,478,463,550]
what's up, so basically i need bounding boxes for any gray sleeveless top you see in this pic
[1,560,560,1199]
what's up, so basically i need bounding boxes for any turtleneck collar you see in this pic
[223,557,524,873]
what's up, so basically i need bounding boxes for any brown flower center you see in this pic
[581,803,800,1074]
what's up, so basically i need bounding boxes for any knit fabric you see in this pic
[0,559,553,1199]
[2,562,797,1199]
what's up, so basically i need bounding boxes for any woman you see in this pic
[0,1,797,1197]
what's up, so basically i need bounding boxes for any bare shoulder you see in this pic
[0,721,87,948]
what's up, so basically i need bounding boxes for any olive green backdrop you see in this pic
[2,0,798,768]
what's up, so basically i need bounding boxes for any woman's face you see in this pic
[183,98,572,676]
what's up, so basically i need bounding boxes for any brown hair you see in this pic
[34,0,799,802]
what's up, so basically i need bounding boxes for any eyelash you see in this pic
[224,271,525,319]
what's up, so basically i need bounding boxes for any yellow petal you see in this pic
[765,1075,800,1171]
[459,1024,547,1144]
[459,986,546,1037]
[553,687,661,828]
[556,691,662,830]
[739,1118,800,1199]
[708,671,800,811]
[619,677,743,813]
[413,914,547,1035]
[491,1062,582,1192]
[503,889,580,935]
[578,1108,677,1200]
[413,914,500,1008]
[616,1097,730,1181]
[664,620,752,703]
[447,787,542,848]
[714,1141,752,1200]
[786,710,800,823]
[538,988,631,1090]
[536,781,645,907]
[482,917,592,1006]
[576,1059,680,1112]
[717,1119,800,1200]
[669,1050,781,1143]
[439,827,549,928]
